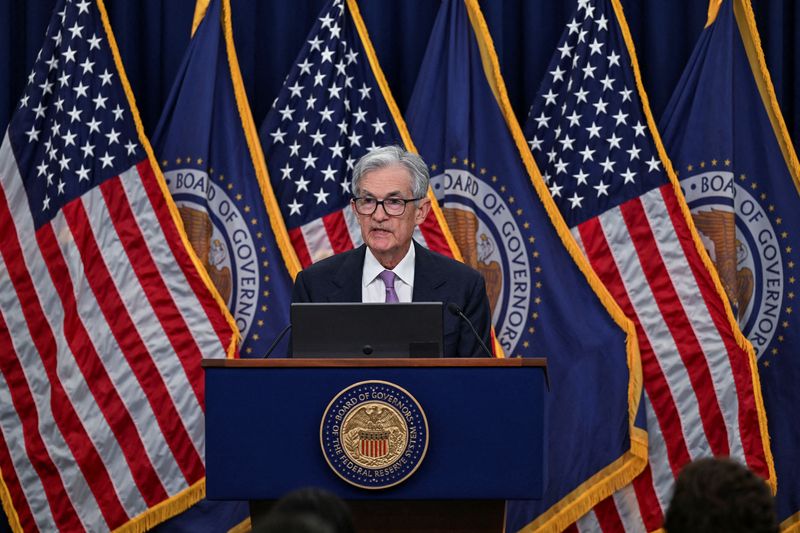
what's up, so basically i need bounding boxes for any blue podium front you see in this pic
[203,358,546,502]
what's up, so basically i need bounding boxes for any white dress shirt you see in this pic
[362,245,415,303]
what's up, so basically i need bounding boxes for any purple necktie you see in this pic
[377,270,399,303]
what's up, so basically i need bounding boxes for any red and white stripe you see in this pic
[570,184,768,531]
[0,133,234,531]
[287,202,455,267]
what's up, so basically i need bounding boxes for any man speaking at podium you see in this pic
[291,146,493,357]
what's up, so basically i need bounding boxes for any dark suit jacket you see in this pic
[292,241,493,357]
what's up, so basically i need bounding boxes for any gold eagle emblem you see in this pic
[178,206,233,304]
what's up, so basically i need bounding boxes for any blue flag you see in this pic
[660,0,800,526]
[150,0,300,529]
[405,1,646,530]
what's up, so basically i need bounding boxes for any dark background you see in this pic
[1,0,798,152]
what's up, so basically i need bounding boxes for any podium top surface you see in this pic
[202,357,546,368]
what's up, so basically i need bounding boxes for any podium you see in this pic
[203,358,546,532]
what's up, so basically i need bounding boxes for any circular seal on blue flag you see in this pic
[320,381,428,490]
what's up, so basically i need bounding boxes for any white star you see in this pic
[566,111,582,127]
[319,107,334,122]
[340,179,351,194]
[607,133,622,149]
[584,4,595,18]
[371,119,386,134]
[549,181,563,197]
[45,56,59,71]
[528,136,543,151]
[105,128,120,146]
[289,141,301,157]
[310,129,326,146]
[33,102,46,118]
[542,89,558,105]
[36,161,48,176]
[353,108,367,124]
[534,112,550,129]
[308,35,323,52]
[57,179,65,195]
[57,71,70,88]
[125,141,137,155]
[314,188,330,204]
[547,148,557,163]
[567,18,581,35]
[550,65,566,82]
[586,122,602,138]
[39,80,54,95]
[295,176,310,192]
[66,107,82,123]
[112,105,124,121]
[608,50,621,67]
[582,63,596,79]
[19,94,29,108]
[348,131,362,146]
[358,83,372,100]
[574,87,589,103]
[80,57,95,75]
[88,33,102,50]
[589,38,603,55]
[270,128,286,144]
[557,42,573,58]
[288,199,302,216]
[619,87,633,102]
[68,21,83,39]
[321,165,337,181]
[329,23,341,39]
[297,118,309,133]
[600,74,615,91]
[579,146,595,162]
[305,95,317,110]
[100,152,115,168]
[319,13,334,28]
[327,85,342,100]
[280,164,293,180]
[76,0,90,14]
[613,110,629,126]
[573,168,589,185]
[633,121,647,137]
[87,117,102,133]
[62,130,77,147]
[278,105,294,122]
[93,94,108,110]
[568,192,584,209]
[346,49,359,64]
[594,180,610,196]
[621,167,637,183]
[554,158,569,174]
[58,154,70,171]
[301,153,318,169]
[80,141,95,158]
[42,195,50,211]
[334,60,347,76]
[74,81,89,99]
[313,70,326,87]
[337,119,348,135]
[288,81,303,98]
[577,28,588,43]
[600,156,615,173]
[297,58,312,75]
[595,14,609,31]
[559,135,575,151]
[329,141,344,159]
[62,46,77,63]
[320,47,334,63]
[626,144,641,160]
[25,126,40,142]
[592,98,608,114]
[646,156,662,172]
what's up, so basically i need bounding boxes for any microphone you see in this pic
[262,324,292,358]
[447,302,493,358]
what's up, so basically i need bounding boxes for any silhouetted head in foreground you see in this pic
[664,457,777,533]
[252,487,354,533]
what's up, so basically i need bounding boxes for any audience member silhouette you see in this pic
[251,487,355,533]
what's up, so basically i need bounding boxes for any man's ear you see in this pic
[415,197,432,225]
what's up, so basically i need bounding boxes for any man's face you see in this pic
[352,164,431,266]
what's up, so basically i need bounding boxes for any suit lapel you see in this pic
[330,245,367,302]
[412,241,447,302]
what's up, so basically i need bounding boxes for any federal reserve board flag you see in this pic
[522,0,774,530]
[405,1,646,530]
[660,0,800,528]
[259,0,460,266]
[0,0,237,531]
[152,0,298,360]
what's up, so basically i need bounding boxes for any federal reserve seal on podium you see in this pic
[320,381,429,489]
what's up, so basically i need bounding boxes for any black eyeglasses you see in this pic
[352,196,423,216]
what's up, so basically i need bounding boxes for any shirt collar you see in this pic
[362,243,416,287]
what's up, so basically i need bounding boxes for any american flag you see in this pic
[0,0,235,531]
[259,0,457,266]
[524,0,773,531]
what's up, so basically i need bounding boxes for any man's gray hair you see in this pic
[351,146,430,200]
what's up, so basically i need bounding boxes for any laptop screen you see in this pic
[290,302,443,358]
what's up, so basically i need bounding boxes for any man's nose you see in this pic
[371,203,390,220]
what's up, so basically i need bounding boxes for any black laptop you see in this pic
[290,302,443,358]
